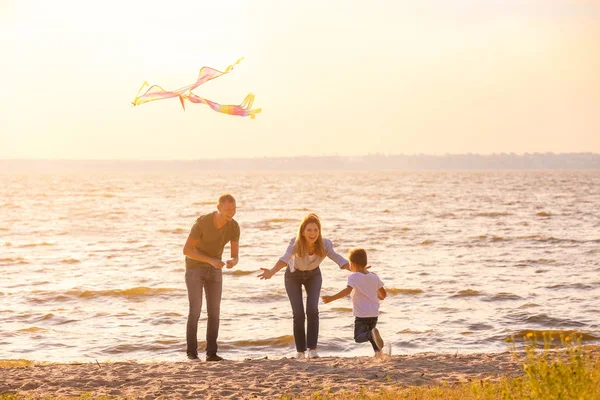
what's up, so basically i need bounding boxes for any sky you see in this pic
[1,0,599,160]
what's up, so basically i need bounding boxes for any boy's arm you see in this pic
[377,287,387,300]
[322,286,353,304]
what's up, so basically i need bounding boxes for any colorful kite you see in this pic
[132,58,261,119]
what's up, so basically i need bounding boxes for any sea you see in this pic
[1,170,599,362]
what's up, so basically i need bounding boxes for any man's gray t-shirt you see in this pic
[185,211,240,269]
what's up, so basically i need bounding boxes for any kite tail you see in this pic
[186,93,261,118]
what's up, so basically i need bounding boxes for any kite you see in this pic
[132,58,261,119]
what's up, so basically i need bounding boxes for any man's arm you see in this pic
[322,286,353,304]
[377,287,387,300]
[226,241,239,269]
[183,235,225,269]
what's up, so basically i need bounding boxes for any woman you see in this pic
[258,213,349,359]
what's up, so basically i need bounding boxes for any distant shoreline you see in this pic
[2,153,600,172]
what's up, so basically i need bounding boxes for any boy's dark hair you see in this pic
[348,248,368,267]
[218,194,236,205]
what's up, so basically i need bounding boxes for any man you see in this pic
[183,194,240,362]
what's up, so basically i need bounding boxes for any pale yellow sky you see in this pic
[1,0,599,159]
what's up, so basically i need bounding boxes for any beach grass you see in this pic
[290,334,600,400]
[0,360,34,369]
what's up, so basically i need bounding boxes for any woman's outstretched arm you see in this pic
[258,238,294,279]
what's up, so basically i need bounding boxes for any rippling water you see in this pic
[1,171,599,362]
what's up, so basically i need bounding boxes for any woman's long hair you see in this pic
[294,213,326,258]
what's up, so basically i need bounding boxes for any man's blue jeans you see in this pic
[284,267,322,352]
[185,266,223,357]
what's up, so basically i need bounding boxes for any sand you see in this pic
[0,352,521,399]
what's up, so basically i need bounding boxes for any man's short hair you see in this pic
[218,194,236,205]
[348,248,367,267]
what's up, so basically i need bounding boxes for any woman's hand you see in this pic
[257,268,274,280]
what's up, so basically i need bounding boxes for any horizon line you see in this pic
[2,152,599,162]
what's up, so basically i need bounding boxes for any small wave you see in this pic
[253,218,298,230]
[420,240,435,245]
[510,313,585,327]
[484,292,522,302]
[330,307,353,312]
[220,335,295,349]
[546,283,594,290]
[60,258,80,264]
[387,288,424,295]
[62,287,183,299]
[474,212,512,218]
[103,342,178,354]
[19,242,55,248]
[192,201,215,205]
[158,228,188,234]
[223,270,257,276]
[17,327,47,333]
[0,257,28,264]
[39,313,55,321]
[517,258,556,265]
[3,242,11,247]
[436,213,455,219]
[0,203,20,209]
[397,328,435,334]
[240,292,288,303]
[536,212,551,217]
[263,218,297,224]
[507,330,598,342]
[468,323,494,331]
[451,289,482,297]
[518,303,541,309]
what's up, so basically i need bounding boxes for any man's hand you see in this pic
[257,268,274,280]
[225,258,238,269]
[321,295,334,304]
[211,259,226,269]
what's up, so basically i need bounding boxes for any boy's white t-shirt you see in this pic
[347,272,384,318]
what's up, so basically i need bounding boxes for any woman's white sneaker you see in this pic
[307,349,320,359]
[294,351,305,360]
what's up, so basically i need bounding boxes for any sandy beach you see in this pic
[0,352,522,399]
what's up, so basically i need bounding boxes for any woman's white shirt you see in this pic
[279,237,348,272]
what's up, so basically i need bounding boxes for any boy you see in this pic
[322,248,387,356]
